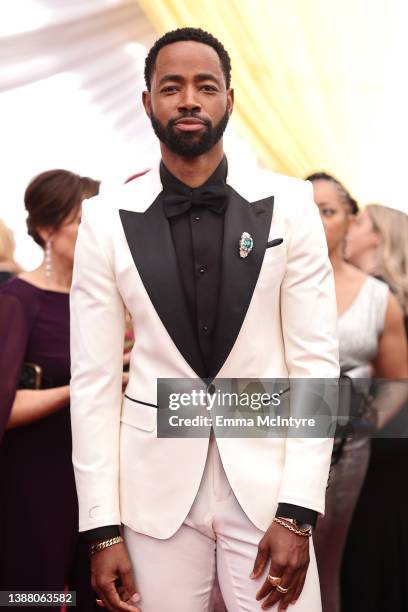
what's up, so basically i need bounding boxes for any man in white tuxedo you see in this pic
[70,27,339,612]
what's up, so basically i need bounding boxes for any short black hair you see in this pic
[305,171,359,215]
[144,27,231,91]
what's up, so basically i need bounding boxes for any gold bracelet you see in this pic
[273,517,311,537]
[89,535,124,557]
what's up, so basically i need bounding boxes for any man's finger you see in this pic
[119,565,140,606]
[95,585,118,612]
[278,574,300,611]
[255,560,284,603]
[260,566,295,610]
[289,570,307,606]
[250,541,269,579]
[98,582,140,611]
[93,585,113,612]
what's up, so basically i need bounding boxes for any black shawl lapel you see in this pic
[119,196,207,379]
[210,187,274,378]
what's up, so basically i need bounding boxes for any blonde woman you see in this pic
[342,205,408,612]
[345,204,408,333]
[0,219,22,283]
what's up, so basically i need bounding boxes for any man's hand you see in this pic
[251,521,310,611]
[91,543,141,611]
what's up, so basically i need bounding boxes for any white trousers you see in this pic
[124,433,322,611]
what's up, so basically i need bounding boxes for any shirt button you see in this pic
[194,215,200,221]
[202,325,209,332]
[199,266,206,274]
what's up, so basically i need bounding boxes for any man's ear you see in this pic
[142,90,151,117]
[227,88,234,115]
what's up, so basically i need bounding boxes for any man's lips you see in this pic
[173,118,206,132]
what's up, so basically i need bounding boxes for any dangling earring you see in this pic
[45,239,52,279]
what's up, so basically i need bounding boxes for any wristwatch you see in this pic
[278,517,313,536]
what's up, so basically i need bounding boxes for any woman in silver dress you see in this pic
[306,173,408,612]
[341,204,408,612]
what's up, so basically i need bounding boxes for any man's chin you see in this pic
[164,135,213,157]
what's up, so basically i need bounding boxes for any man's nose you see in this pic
[178,86,201,112]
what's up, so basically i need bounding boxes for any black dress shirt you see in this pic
[161,157,228,375]
[84,158,317,542]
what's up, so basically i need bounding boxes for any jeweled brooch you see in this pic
[239,232,254,258]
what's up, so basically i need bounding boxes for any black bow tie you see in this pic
[163,182,227,219]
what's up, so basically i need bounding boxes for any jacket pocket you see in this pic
[266,238,284,248]
[120,395,157,432]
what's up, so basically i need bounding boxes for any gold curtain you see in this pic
[138,0,407,212]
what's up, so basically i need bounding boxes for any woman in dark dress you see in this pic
[342,204,408,611]
[0,170,100,610]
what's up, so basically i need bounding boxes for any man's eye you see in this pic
[201,85,217,92]
[161,86,178,93]
[322,208,335,217]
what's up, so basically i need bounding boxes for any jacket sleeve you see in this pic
[277,180,339,515]
[70,199,126,531]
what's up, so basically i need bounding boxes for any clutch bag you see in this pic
[18,362,42,390]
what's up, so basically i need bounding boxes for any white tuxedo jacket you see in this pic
[70,159,339,538]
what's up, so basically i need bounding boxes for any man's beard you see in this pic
[149,108,230,158]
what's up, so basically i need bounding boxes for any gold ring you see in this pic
[276,585,290,594]
[267,575,282,586]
